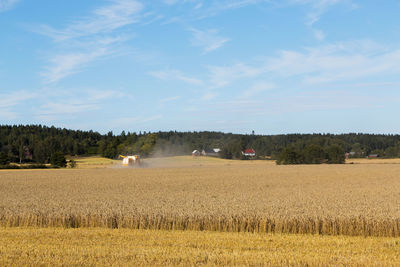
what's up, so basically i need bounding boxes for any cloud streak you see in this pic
[42,48,110,84]
[34,88,125,121]
[37,0,143,84]
[207,40,400,89]
[289,0,348,25]
[0,0,19,13]
[149,69,203,85]
[37,0,143,42]
[0,91,36,108]
[0,90,37,120]
[189,28,230,53]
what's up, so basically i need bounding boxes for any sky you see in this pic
[1,0,400,134]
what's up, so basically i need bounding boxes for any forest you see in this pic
[1,125,400,165]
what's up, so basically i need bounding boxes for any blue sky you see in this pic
[1,0,400,134]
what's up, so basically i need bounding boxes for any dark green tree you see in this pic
[50,152,67,167]
[303,144,325,164]
[140,133,158,156]
[0,152,10,165]
[326,144,345,164]
[276,147,303,165]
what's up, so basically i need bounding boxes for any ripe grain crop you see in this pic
[1,158,400,237]
[1,228,399,266]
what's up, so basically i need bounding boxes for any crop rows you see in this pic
[2,228,400,266]
[1,162,400,237]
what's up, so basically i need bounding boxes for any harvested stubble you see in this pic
[1,160,400,237]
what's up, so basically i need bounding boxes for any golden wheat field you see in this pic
[1,228,400,266]
[1,157,400,236]
[1,157,400,266]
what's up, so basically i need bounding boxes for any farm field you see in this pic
[1,157,400,266]
[0,228,399,266]
[1,157,400,236]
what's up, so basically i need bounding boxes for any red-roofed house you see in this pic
[242,148,256,157]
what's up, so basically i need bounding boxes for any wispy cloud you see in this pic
[0,90,37,120]
[195,0,265,18]
[207,40,400,88]
[87,89,126,101]
[38,102,99,117]
[202,91,218,100]
[163,0,180,5]
[202,90,378,118]
[289,0,348,25]
[37,0,143,42]
[36,0,144,84]
[268,41,400,84]
[42,48,110,84]
[240,82,275,98]
[149,69,203,85]
[208,63,261,88]
[189,28,230,53]
[34,88,125,121]
[0,91,36,108]
[160,96,181,103]
[313,29,325,41]
[0,0,19,13]
[156,0,343,25]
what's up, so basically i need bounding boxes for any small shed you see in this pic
[192,150,201,156]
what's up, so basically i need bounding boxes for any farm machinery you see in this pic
[119,155,141,167]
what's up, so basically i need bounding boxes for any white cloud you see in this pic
[240,82,275,98]
[314,29,325,41]
[207,40,400,88]
[208,63,262,88]
[37,0,143,42]
[39,102,99,116]
[36,0,143,84]
[204,89,377,117]
[202,91,217,100]
[156,0,346,25]
[160,96,181,103]
[293,0,348,25]
[88,89,125,101]
[34,88,126,121]
[163,0,180,5]
[269,41,400,84]
[0,90,37,120]
[42,48,109,84]
[0,0,19,13]
[189,28,230,53]
[149,69,203,85]
[0,91,36,108]
[0,109,18,120]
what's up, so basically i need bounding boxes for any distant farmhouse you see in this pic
[242,148,256,157]
[201,148,221,157]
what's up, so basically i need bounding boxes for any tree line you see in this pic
[2,125,400,165]
[276,144,345,165]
